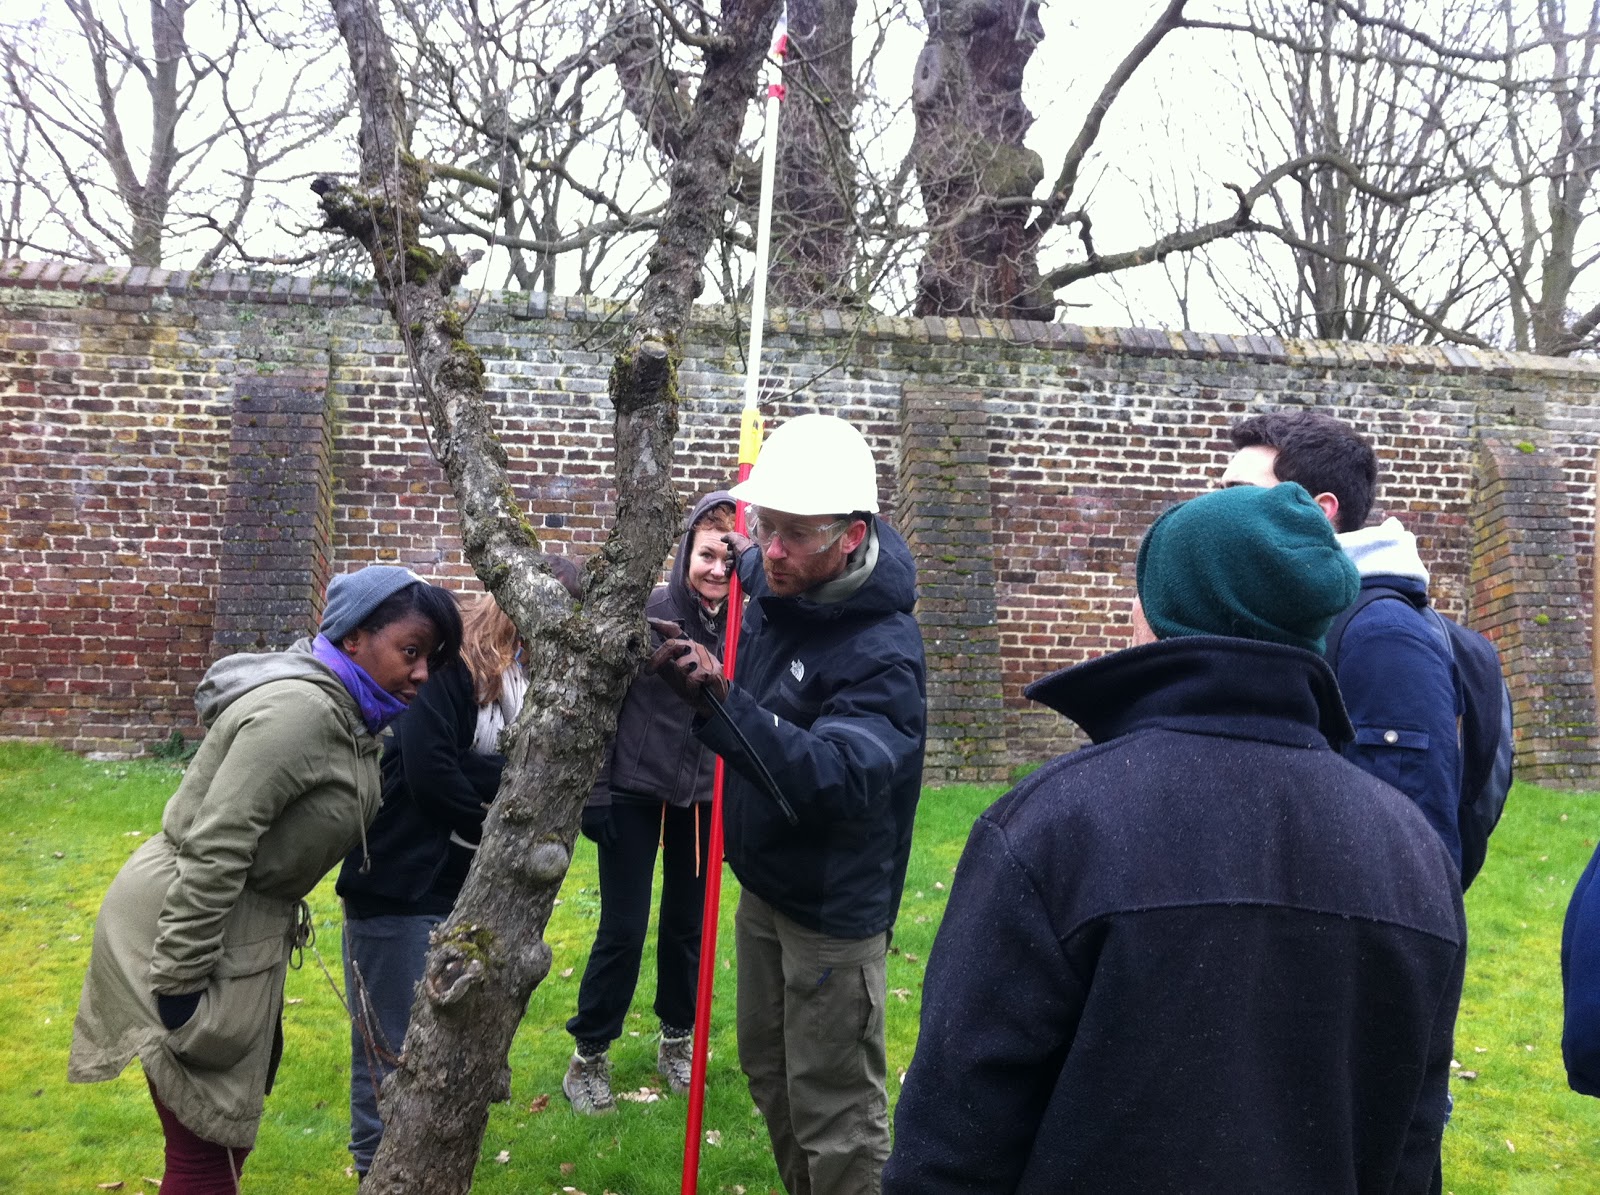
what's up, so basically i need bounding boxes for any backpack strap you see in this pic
[1323,584,1424,670]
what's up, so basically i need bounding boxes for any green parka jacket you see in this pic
[68,641,384,1148]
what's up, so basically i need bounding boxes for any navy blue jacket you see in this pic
[337,658,503,917]
[1562,844,1600,1095]
[885,637,1465,1194]
[1332,573,1463,873]
[697,521,927,939]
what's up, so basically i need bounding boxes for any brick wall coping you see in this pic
[6,256,1600,382]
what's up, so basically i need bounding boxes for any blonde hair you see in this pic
[459,594,520,705]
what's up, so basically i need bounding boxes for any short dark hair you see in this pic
[1229,412,1378,533]
[360,581,464,670]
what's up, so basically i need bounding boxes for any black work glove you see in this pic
[580,805,617,850]
[647,619,729,712]
[156,990,202,1031]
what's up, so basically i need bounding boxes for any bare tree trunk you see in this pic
[908,0,1050,319]
[770,0,859,307]
[1530,0,1600,353]
[319,0,780,1189]
[73,0,184,265]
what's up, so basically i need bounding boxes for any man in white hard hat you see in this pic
[650,413,928,1195]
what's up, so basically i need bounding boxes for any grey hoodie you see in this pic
[194,638,333,727]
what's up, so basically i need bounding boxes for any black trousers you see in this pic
[567,800,712,1047]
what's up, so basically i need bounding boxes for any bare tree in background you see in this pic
[1457,0,1600,353]
[904,0,1298,321]
[770,0,861,306]
[0,100,42,261]
[1193,0,1500,343]
[386,0,690,299]
[316,0,779,1186]
[0,0,351,268]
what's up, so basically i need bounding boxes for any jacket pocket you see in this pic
[1349,725,1431,796]
[168,932,287,1072]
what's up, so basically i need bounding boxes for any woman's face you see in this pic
[687,527,732,605]
[340,612,440,703]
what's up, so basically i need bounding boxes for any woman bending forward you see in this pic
[69,566,461,1193]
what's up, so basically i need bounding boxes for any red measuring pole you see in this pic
[678,463,751,1193]
[680,15,787,1189]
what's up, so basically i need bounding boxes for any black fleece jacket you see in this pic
[884,637,1465,1195]
[698,519,927,939]
[592,489,730,808]
[337,658,503,917]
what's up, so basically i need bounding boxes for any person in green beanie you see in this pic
[1136,480,1359,651]
[885,483,1465,1195]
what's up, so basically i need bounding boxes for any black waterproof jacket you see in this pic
[592,490,731,808]
[336,658,502,917]
[885,637,1465,1194]
[698,520,927,940]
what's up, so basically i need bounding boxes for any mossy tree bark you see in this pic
[320,0,780,1189]
[770,0,860,308]
[908,0,1051,320]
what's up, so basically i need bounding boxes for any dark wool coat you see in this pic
[699,520,927,940]
[884,637,1466,1195]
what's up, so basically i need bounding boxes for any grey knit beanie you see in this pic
[319,565,426,643]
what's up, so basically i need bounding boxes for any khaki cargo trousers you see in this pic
[735,889,890,1195]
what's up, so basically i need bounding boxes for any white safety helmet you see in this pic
[729,413,881,516]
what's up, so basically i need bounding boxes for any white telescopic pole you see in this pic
[742,12,788,413]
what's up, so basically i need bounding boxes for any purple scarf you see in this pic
[312,634,409,734]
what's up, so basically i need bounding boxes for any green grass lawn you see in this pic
[3,741,1599,1193]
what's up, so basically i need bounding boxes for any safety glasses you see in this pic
[747,509,850,556]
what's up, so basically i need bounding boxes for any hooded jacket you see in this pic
[69,640,384,1148]
[698,518,927,939]
[1334,517,1464,872]
[885,637,1465,1194]
[593,489,734,808]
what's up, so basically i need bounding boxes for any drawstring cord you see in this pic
[290,899,315,970]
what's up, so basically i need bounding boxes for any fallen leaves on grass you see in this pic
[561,1161,576,1174]
[617,1086,662,1103]
[494,1150,511,1164]
[528,1094,551,1113]
[705,1129,722,1146]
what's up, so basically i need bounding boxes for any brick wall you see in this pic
[1472,439,1600,782]
[3,260,1598,787]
